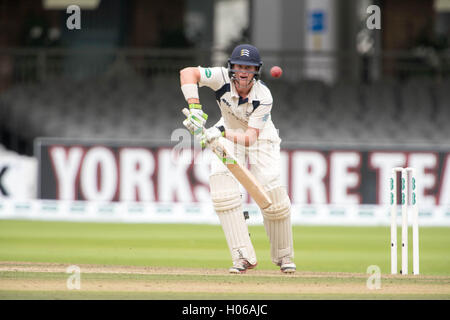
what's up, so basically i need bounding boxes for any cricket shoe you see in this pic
[229,259,258,274]
[278,257,296,273]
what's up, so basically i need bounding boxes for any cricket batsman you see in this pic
[179,44,296,273]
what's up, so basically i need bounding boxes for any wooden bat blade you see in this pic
[226,163,272,209]
[210,140,272,209]
[180,108,273,209]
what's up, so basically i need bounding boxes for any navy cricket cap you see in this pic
[228,44,262,67]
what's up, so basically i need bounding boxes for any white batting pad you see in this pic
[210,173,257,265]
[262,186,294,264]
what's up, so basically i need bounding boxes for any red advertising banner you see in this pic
[36,138,450,205]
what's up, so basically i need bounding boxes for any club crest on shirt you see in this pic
[205,68,212,78]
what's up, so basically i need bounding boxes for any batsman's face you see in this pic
[233,64,257,88]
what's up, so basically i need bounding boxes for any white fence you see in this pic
[1,199,449,226]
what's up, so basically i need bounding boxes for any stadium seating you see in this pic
[432,78,450,144]
[0,70,449,151]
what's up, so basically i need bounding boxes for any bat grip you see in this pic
[182,108,206,136]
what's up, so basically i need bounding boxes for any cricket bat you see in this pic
[182,108,272,209]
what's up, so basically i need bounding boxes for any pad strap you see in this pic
[262,187,291,221]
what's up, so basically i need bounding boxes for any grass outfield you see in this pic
[0,220,449,299]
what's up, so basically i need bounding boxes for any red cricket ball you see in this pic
[270,66,283,78]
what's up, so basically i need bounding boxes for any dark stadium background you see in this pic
[0,0,449,207]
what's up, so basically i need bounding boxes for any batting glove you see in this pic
[200,125,225,148]
[182,103,208,136]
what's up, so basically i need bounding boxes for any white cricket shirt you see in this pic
[198,66,280,142]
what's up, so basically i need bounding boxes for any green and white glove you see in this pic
[182,103,208,136]
[200,125,225,148]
